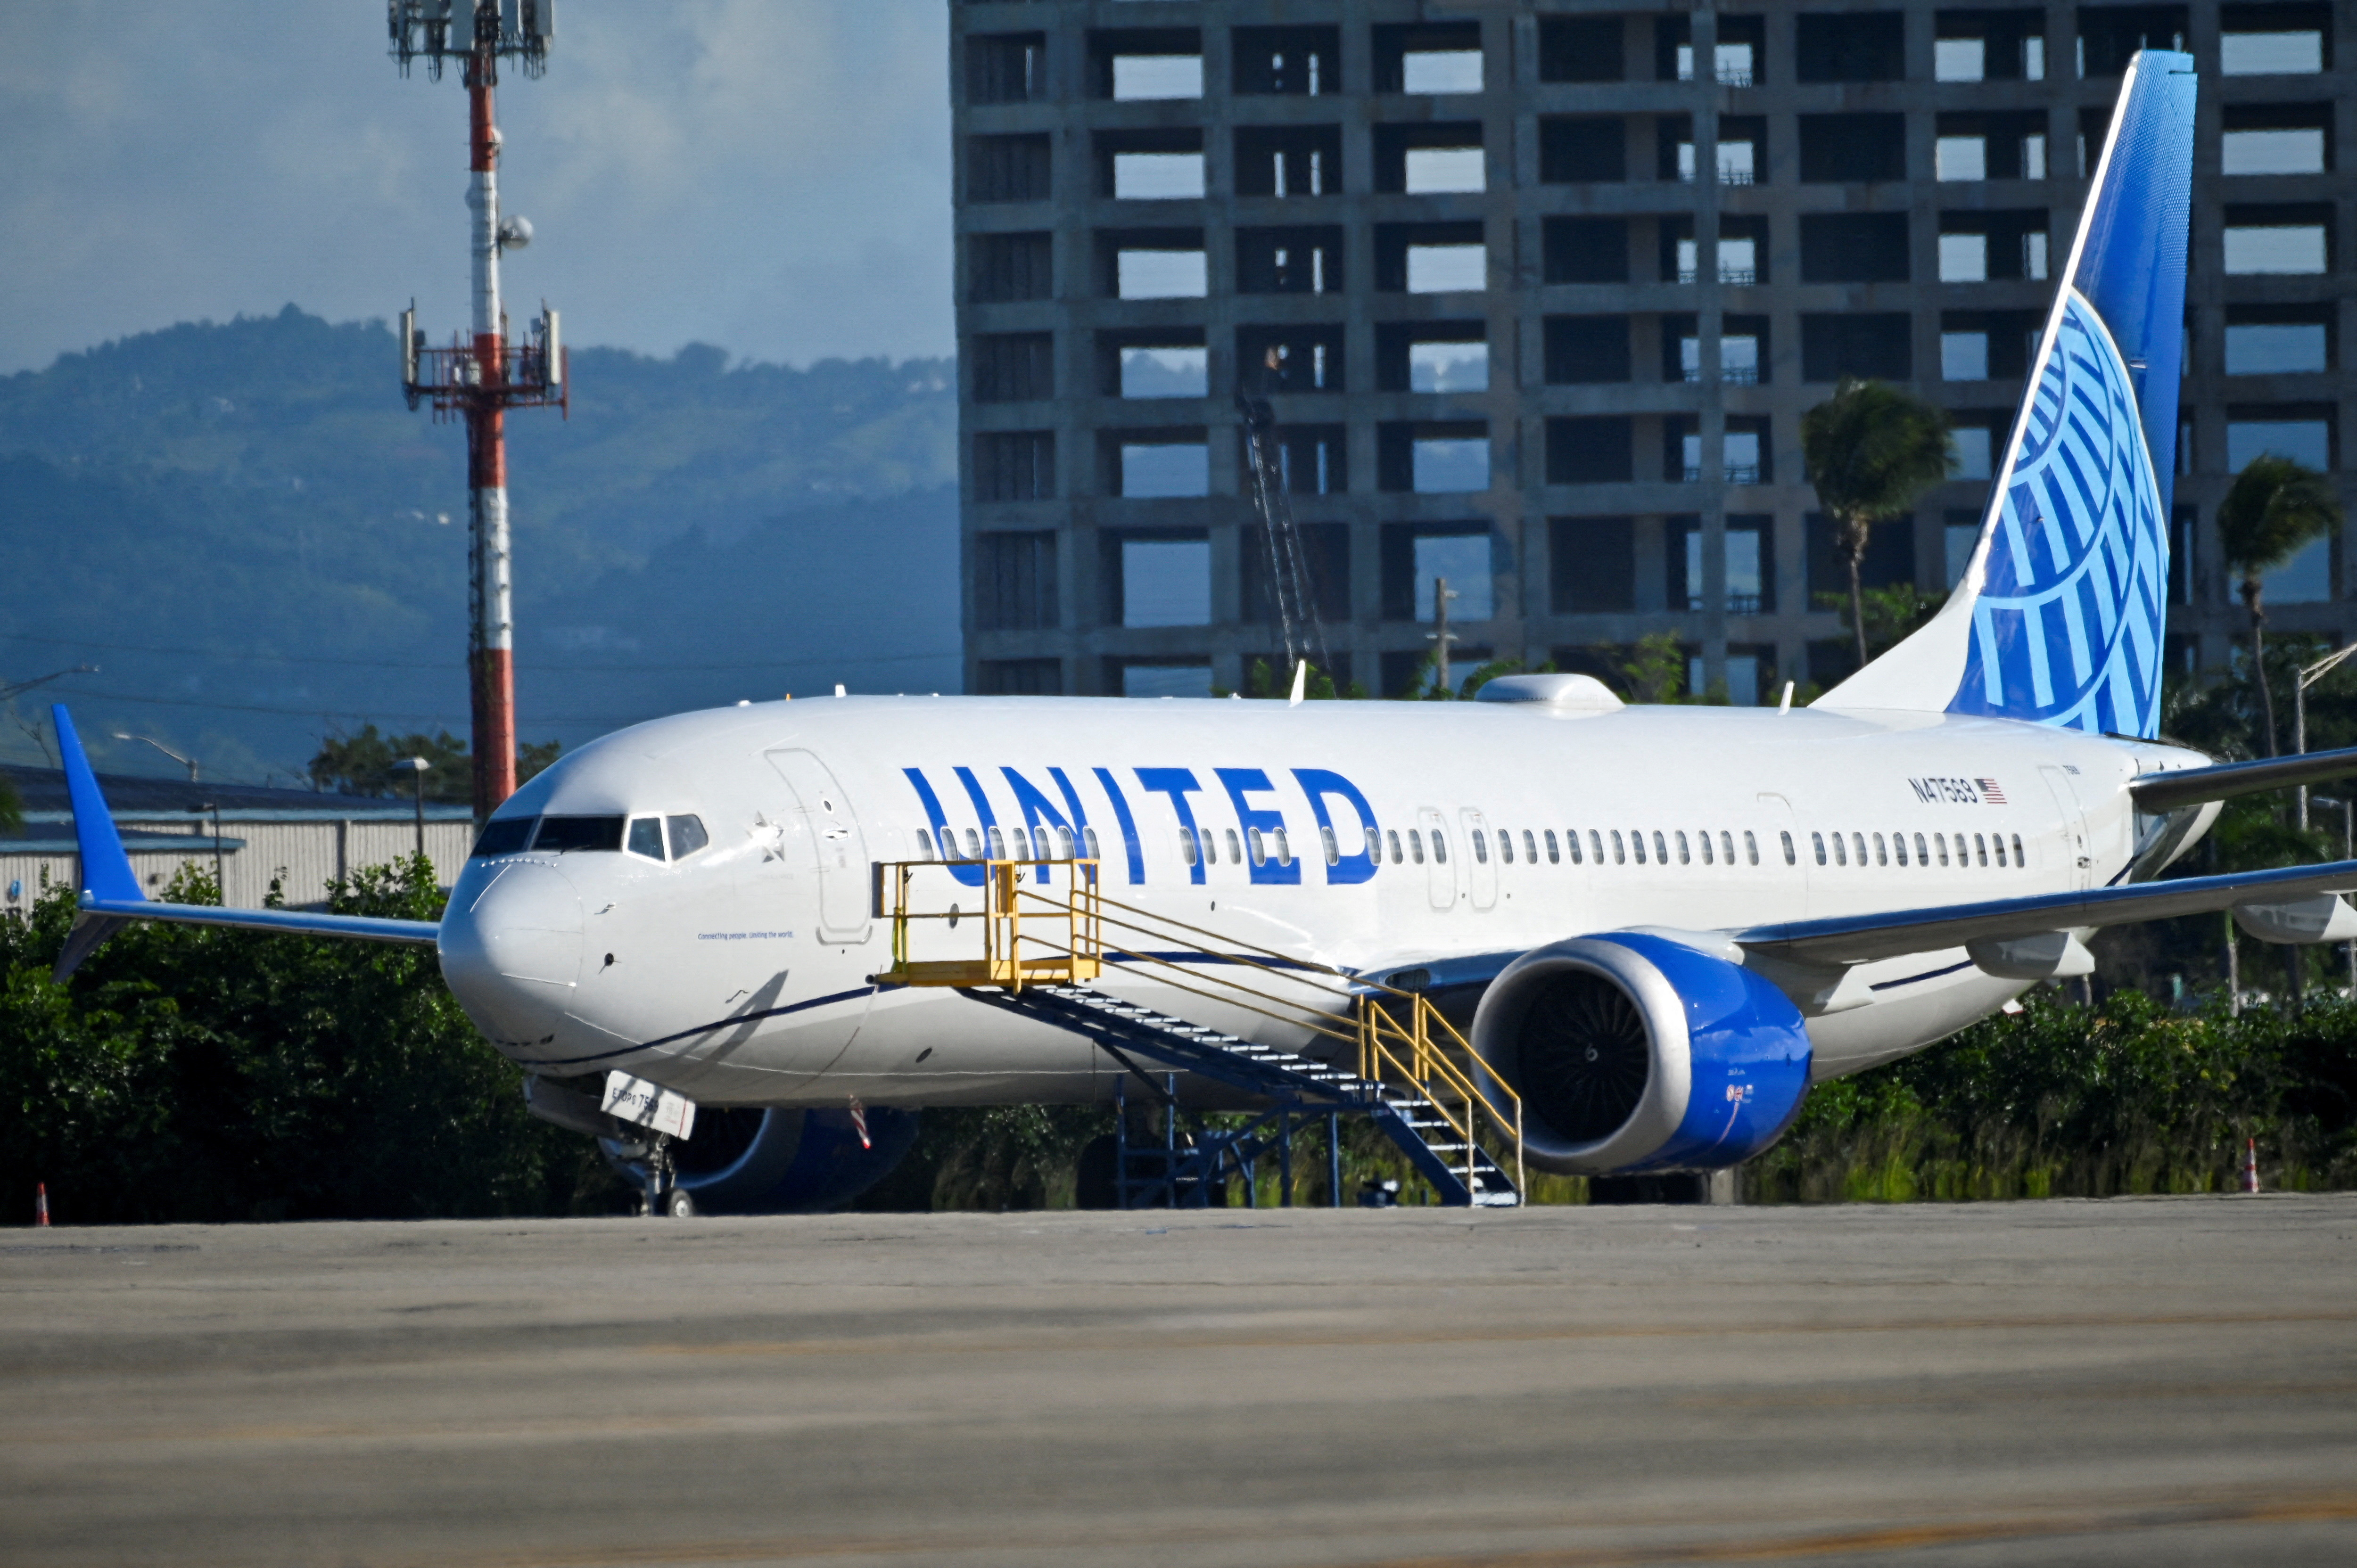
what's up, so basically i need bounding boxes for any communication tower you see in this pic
[389,0,567,818]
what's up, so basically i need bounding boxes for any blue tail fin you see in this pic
[53,705,142,904]
[1818,50,2196,739]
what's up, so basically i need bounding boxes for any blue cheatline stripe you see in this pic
[1869,958,1978,993]
[515,986,879,1069]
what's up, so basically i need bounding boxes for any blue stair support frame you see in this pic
[963,985,1519,1209]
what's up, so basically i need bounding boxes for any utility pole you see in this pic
[191,802,224,904]
[2292,643,2357,830]
[395,756,433,862]
[391,0,566,822]
[1427,577,1459,698]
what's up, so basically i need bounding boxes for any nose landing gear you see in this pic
[626,1133,696,1218]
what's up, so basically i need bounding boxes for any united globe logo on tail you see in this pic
[1818,49,2192,742]
[1948,290,2168,738]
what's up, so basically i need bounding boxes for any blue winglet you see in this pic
[52,705,142,904]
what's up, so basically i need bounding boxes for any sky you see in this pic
[0,1,955,373]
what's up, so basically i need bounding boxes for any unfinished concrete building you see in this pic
[951,0,2355,700]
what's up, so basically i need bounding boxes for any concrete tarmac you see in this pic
[3,1197,2355,1567]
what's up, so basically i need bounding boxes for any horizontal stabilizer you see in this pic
[1738,856,2357,968]
[56,896,438,982]
[2132,747,2357,813]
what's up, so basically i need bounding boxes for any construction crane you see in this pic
[1235,349,1332,689]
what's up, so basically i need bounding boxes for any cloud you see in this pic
[0,1,952,373]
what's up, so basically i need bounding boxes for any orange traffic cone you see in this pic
[34,1184,49,1227]
[2242,1139,2261,1194]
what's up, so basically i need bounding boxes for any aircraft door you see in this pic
[2038,765,2094,889]
[1460,807,1499,911]
[766,750,874,942]
[1416,807,1458,910]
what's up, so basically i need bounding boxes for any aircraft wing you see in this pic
[2133,745,2357,812]
[1734,858,2357,968]
[48,704,441,980]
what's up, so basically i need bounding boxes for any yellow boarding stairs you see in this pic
[876,858,1523,1207]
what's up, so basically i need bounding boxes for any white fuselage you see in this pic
[434,695,2204,1109]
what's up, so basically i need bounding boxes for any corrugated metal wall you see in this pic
[0,820,476,915]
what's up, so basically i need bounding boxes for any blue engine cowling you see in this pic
[607,1106,920,1214]
[1471,933,1813,1174]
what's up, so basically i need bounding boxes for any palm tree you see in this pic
[1801,379,1955,668]
[2217,454,2342,757]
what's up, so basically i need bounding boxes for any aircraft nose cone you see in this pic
[438,861,584,1054]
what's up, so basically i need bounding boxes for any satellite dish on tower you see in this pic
[497,215,533,250]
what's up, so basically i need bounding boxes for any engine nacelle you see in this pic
[607,1105,920,1214]
[1472,933,1813,1175]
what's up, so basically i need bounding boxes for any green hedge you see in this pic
[9,863,2357,1221]
[0,867,614,1225]
[1749,988,2357,1201]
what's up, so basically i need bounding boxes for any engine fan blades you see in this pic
[1518,972,1652,1142]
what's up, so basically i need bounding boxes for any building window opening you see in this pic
[1406,244,1486,294]
[1119,345,1208,399]
[1414,533,1495,619]
[1113,152,1205,200]
[1409,340,1489,392]
[2221,30,2324,75]
[1113,54,1203,101]
[1405,145,1485,193]
[1403,49,1483,94]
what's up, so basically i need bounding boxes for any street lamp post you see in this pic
[394,757,433,863]
[190,803,223,903]
[112,732,199,783]
[2319,794,2357,997]
[2292,644,2357,830]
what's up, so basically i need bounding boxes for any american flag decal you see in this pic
[1978,778,2007,805]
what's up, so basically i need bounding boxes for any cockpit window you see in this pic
[666,814,709,859]
[626,818,667,860]
[533,815,625,853]
[471,816,537,857]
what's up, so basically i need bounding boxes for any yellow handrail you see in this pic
[876,858,1523,1194]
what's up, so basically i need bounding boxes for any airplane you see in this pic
[40,51,2357,1213]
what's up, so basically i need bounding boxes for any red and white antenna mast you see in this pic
[391,0,566,819]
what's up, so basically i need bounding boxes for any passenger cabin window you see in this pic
[626,818,666,860]
[471,815,537,857]
[1180,830,1200,866]
[1778,830,1793,865]
[1225,828,1244,862]
[534,816,625,854]
[1652,830,1668,863]
[1409,829,1426,863]
[1432,830,1450,864]
[1545,829,1560,863]
[916,829,937,860]
[1524,829,1538,862]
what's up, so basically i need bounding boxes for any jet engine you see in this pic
[609,1105,920,1214]
[1471,932,1813,1174]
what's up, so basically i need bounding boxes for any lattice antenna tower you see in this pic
[389,0,566,819]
